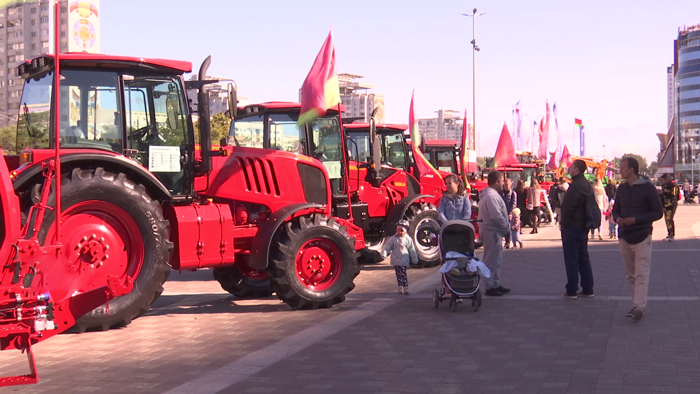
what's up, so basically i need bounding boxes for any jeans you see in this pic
[619,235,652,310]
[561,224,594,295]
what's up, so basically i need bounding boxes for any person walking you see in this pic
[500,178,517,248]
[682,179,690,202]
[590,179,608,241]
[527,179,544,234]
[613,157,664,321]
[438,174,472,223]
[381,220,418,295]
[478,171,511,296]
[559,159,595,299]
[514,180,529,231]
[661,173,680,241]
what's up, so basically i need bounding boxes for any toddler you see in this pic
[381,220,418,294]
[510,208,523,248]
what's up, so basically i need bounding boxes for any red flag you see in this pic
[409,90,441,180]
[560,145,572,168]
[547,151,558,170]
[493,123,519,167]
[574,118,583,126]
[298,30,341,125]
[460,109,470,189]
[537,101,550,159]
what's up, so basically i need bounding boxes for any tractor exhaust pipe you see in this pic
[197,56,212,174]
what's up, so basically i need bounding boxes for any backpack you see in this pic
[583,187,601,230]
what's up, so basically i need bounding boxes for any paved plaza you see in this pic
[3,204,700,394]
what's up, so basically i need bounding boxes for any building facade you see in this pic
[675,24,700,180]
[338,73,384,123]
[0,0,99,127]
[418,109,471,148]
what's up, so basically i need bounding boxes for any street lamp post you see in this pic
[461,8,485,151]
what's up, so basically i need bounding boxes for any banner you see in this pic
[579,126,585,156]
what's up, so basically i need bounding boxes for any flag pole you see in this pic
[337,103,353,223]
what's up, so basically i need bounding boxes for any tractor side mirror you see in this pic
[227,83,237,118]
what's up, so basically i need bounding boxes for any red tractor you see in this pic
[4,53,363,337]
[229,107,443,268]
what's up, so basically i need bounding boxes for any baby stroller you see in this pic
[432,220,482,312]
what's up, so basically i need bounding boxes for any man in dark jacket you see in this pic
[613,157,663,321]
[559,160,595,299]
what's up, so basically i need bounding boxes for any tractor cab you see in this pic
[14,54,196,199]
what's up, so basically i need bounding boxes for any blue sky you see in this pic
[99,0,700,164]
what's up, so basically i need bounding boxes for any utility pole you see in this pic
[461,8,485,151]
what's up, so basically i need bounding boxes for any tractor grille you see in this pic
[237,157,281,196]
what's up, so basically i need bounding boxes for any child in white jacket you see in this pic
[382,220,418,294]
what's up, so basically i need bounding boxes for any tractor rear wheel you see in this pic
[268,214,359,309]
[37,167,172,332]
[404,203,441,267]
[213,256,272,298]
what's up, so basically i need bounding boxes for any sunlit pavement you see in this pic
[3,205,700,394]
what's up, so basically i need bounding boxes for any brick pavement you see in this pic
[3,204,700,394]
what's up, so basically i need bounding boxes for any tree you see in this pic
[614,153,649,176]
[0,125,16,155]
[193,112,230,145]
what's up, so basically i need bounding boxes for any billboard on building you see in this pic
[68,0,100,53]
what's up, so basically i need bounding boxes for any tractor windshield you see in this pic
[16,70,122,152]
[382,131,407,169]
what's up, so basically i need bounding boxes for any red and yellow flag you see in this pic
[409,90,441,180]
[493,123,519,168]
[560,145,573,168]
[298,30,341,125]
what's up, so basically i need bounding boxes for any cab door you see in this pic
[123,75,193,196]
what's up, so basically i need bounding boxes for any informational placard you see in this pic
[149,146,180,173]
[323,161,342,179]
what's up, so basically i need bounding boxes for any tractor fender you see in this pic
[249,203,324,270]
[385,194,435,236]
[13,153,172,201]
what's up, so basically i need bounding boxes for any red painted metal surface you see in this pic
[167,202,236,271]
[295,238,342,291]
[197,147,331,215]
[23,53,192,74]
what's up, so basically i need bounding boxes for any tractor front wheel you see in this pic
[268,214,359,309]
[213,256,272,298]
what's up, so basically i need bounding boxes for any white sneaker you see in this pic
[663,236,674,242]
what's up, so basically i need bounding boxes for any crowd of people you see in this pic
[383,157,671,323]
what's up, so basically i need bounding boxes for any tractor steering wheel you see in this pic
[127,124,154,141]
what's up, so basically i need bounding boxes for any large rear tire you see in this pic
[404,203,441,267]
[37,168,172,332]
[213,256,272,298]
[268,214,359,309]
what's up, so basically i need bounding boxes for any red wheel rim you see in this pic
[295,238,342,291]
[45,200,144,294]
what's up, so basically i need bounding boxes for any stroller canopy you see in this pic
[439,220,476,257]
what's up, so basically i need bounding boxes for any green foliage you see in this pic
[193,112,230,145]
[613,153,649,176]
[0,125,16,155]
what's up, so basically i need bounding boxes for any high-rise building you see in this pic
[338,73,384,123]
[673,24,700,181]
[0,0,100,127]
[418,109,467,145]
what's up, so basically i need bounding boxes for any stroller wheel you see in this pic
[477,291,483,307]
[432,290,440,309]
[450,295,457,312]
